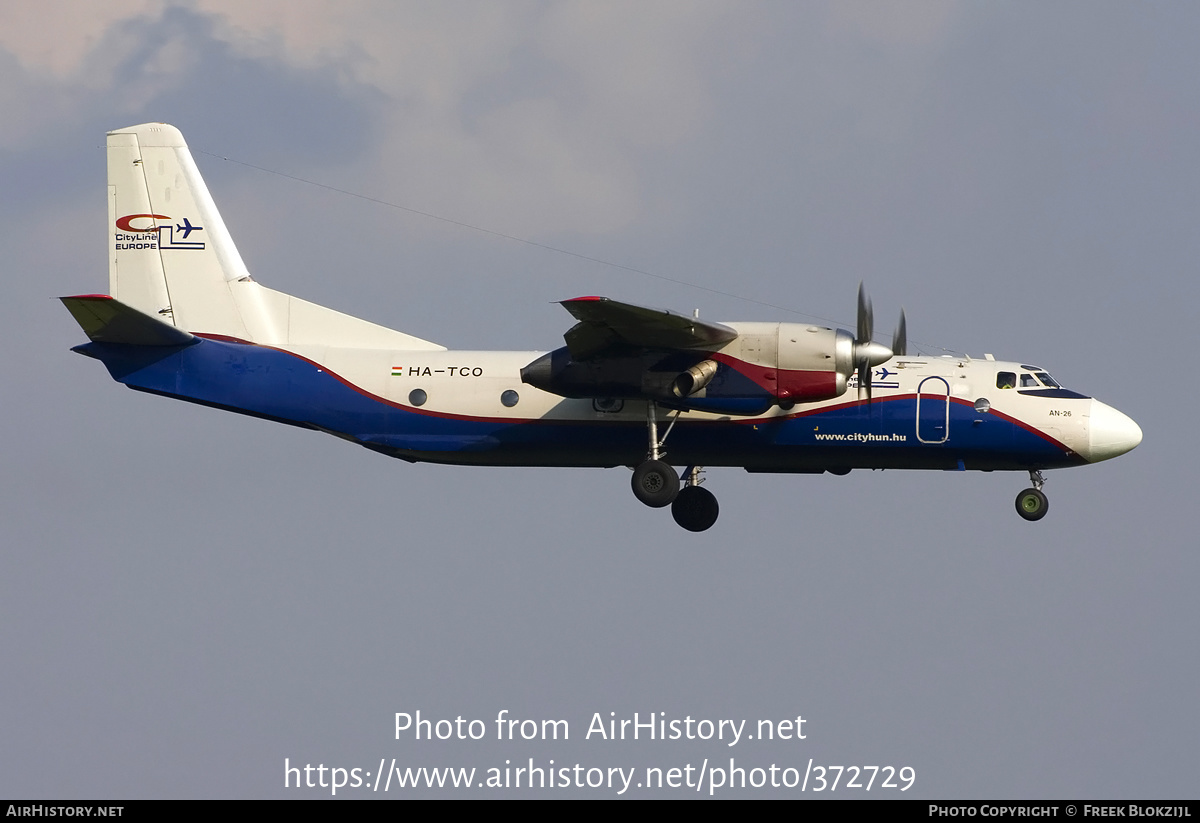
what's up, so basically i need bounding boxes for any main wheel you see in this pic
[631,460,679,508]
[672,485,719,532]
[1015,488,1049,521]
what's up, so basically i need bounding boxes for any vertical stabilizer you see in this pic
[107,123,279,341]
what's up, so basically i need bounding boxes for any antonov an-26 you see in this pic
[62,123,1142,531]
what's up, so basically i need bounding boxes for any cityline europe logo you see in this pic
[115,213,205,250]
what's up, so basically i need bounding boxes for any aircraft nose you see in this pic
[1087,400,1143,462]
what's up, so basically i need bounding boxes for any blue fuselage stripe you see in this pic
[78,338,1081,471]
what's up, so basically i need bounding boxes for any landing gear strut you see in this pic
[1015,470,1049,522]
[630,404,719,530]
[631,403,680,508]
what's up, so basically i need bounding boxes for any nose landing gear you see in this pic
[1015,470,1049,521]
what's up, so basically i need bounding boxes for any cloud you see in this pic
[0,0,162,78]
[0,2,968,237]
[189,0,739,235]
[0,1,746,236]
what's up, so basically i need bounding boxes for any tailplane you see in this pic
[61,294,195,346]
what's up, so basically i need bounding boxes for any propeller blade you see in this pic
[892,308,907,357]
[852,284,892,402]
[856,281,873,344]
[858,357,872,401]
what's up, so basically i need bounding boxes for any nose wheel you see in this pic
[1015,470,1049,522]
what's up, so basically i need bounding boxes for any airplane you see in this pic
[61,123,1143,532]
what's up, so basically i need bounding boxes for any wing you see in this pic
[559,296,738,360]
[521,296,763,413]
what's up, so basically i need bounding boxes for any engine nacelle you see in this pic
[520,322,887,414]
[520,319,888,415]
[718,322,860,404]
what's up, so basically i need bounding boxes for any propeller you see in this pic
[853,282,893,400]
[892,307,907,358]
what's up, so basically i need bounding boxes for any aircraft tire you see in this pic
[631,460,680,508]
[1015,488,1049,521]
[672,485,719,532]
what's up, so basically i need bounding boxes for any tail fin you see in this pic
[106,123,444,351]
[108,123,277,340]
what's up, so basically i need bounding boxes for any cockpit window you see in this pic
[1035,372,1061,388]
[1019,373,1039,388]
[996,371,1015,389]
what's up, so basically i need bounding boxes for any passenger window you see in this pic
[1020,373,1039,388]
[996,372,1015,390]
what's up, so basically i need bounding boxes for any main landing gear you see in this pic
[1015,469,1049,522]
[672,469,719,532]
[631,460,678,507]
[630,403,720,531]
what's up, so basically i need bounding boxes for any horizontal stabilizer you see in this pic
[60,294,196,346]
